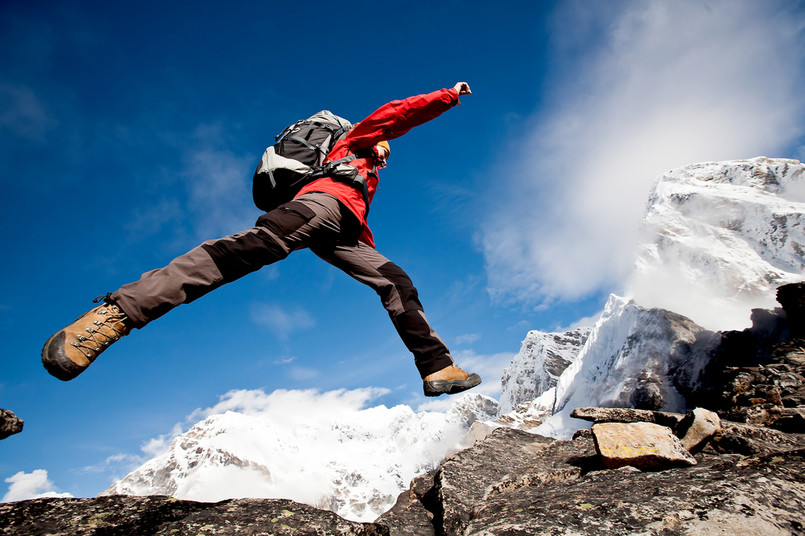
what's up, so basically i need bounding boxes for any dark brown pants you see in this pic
[110,192,453,378]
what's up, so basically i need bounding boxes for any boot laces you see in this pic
[70,304,130,358]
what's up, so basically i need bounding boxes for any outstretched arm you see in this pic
[344,83,472,150]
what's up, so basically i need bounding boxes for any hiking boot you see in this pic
[42,300,131,381]
[423,364,482,397]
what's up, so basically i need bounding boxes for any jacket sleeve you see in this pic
[344,88,459,150]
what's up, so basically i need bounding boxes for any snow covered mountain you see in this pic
[498,328,591,414]
[629,157,805,330]
[102,389,498,522]
[499,157,804,438]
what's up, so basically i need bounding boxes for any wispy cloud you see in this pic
[181,123,258,239]
[454,333,481,346]
[250,302,316,339]
[480,0,805,308]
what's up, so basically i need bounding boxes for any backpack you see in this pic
[252,111,367,212]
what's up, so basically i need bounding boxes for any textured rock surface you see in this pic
[571,406,686,428]
[0,409,23,440]
[678,407,722,452]
[376,424,805,535]
[429,428,598,536]
[460,450,805,535]
[591,422,697,469]
[707,420,805,456]
[3,424,803,535]
[0,495,388,535]
[691,282,805,433]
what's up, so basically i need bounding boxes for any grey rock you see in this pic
[0,409,23,440]
[707,420,805,456]
[375,472,436,536]
[571,406,686,428]
[462,449,805,535]
[0,495,388,535]
[435,427,597,536]
[678,407,722,452]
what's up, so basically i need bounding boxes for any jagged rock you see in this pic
[0,409,23,440]
[678,407,722,452]
[706,420,805,456]
[591,422,697,470]
[778,282,805,337]
[774,407,805,433]
[382,423,805,535]
[433,428,598,536]
[571,406,686,428]
[461,449,805,535]
[0,495,388,535]
[374,472,436,536]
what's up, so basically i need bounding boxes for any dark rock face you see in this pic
[778,282,805,337]
[461,449,805,535]
[688,282,805,433]
[379,426,805,535]
[0,496,388,535]
[0,409,23,440]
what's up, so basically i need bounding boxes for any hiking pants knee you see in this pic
[110,192,453,377]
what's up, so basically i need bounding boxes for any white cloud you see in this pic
[2,470,72,503]
[181,123,258,239]
[250,302,316,339]
[454,333,481,346]
[190,387,390,423]
[140,422,186,459]
[481,0,805,308]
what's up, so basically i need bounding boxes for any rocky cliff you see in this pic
[3,282,803,535]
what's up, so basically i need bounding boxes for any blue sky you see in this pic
[2,0,804,500]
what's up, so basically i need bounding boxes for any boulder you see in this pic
[0,409,23,440]
[707,420,805,456]
[428,428,597,536]
[375,472,436,536]
[678,407,722,452]
[571,406,686,428]
[591,422,697,470]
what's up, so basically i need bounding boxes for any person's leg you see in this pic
[112,193,343,327]
[42,193,346,380]
[313,241,480,395]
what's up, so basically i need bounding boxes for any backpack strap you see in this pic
[309,153,371,214]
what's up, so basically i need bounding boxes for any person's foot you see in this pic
[42,300,131,381]
[423,364,481,397]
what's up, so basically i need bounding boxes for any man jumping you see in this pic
[42,82,481,397]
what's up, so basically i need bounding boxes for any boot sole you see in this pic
[423,374,482,397]
[42,331,87,381]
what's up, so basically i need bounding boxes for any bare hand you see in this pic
[453,82,472,95]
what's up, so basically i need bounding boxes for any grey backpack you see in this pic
[253,111,364,212]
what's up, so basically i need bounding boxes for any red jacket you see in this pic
[295,87,459,247]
